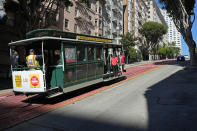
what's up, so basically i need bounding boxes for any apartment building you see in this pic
[123,0,148,37]
[146,0,168,45]
[60,0,106,37]
[123,0,148,52]
[131,0,148,38]
[103,0,123,44]
[160,9,182,53]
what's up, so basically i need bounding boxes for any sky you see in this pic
[0,0,4,20]
[156,0,197,56]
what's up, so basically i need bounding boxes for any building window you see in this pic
[65,19,69,29]
[95,19,98,26]
[66,6,70,11]
[74,24,77,33]
[99,7,101,14]
[91,4,93,10]
[99,20,102,28]
[75,7,78,16]
[89,16,92,21]
[88,30,91,35]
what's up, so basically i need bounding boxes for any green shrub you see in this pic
[137,50,142,61]
[128,47,137,62]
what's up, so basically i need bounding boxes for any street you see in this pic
[0,0,196,131]
[4,61,196,131]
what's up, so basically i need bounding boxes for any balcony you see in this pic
[106,3,111,10]
[138,12,142,17]
[112,7,118,13]
[112,19,118,25]
[112,31,118,37]
[74,16,83,21]
[113,13,119,19]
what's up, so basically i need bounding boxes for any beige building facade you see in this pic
[59,0,105,37]
[123,0,148,51]
[146,0,168,60]
[123,0,148,37]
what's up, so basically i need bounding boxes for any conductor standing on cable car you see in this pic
[26,49,41,68]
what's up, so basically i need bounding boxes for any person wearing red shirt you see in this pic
[111,54,118,76]
[119,52,126,72]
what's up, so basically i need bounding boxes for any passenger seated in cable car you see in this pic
[11,50,19,67]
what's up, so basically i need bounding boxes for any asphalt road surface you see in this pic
[7,62,195,131]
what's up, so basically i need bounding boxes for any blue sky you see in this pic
[156,0,197,55]
[0,0,4,20]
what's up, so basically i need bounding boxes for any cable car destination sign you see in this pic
[77,35,111,43]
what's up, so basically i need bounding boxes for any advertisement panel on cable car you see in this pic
[12,70,45,93]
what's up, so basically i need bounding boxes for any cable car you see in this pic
[9,29,124,98]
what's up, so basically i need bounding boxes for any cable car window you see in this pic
[88,46,94,60]
[65,47,75,63]
[77,46,86,62]
[54,50,61,65]
[96,47,102,60]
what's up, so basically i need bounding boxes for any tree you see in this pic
[139,21,167,60]
[3,0,73,38]
[127,47,142,63]
[158,46,168,59]
[128,47,137,62]
[158,42,180,59]
[159,0,196,66]
[120,32,137,63]
[120,32,137,52]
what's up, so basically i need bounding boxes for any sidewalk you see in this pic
[124,59,174,69]
[125,60,155,69]
[0,78,12,93]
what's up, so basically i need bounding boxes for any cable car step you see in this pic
[48,86,60,91]
[46,87,63,98]
[47,92,64,98]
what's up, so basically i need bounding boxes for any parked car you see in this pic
[184,55,190,60]
[177,55,185,62]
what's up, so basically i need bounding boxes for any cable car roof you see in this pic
[8,36,122,48]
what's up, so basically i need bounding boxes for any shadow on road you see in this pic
[22,76,127,104]
[145,64,197,131]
